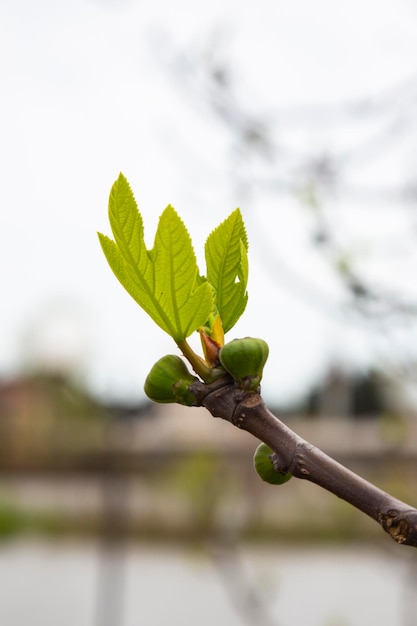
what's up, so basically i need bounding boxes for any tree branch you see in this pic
[191,378,417,548]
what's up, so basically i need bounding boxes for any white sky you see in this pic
[2,0,417,405]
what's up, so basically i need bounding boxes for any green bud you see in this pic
[253,443,292,485]
[144,355,199,406]
[219,337,269,391]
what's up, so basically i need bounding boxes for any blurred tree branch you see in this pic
[156,30,417,325]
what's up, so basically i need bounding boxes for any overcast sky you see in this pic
[2,0,417,405]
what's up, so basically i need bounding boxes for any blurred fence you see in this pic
[1,372,417,542]
[0,427,417,543]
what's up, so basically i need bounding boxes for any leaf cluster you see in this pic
[98,173,248,344]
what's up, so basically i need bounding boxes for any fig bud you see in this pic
[144,355,199,406]
[219,337,269,391]
[253,443,292,485]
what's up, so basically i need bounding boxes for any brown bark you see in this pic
[191,378,417,548]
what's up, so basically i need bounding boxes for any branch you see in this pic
[191,378,417,548]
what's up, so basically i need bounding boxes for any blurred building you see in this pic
[0,372,108,464]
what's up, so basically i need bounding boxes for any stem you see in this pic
[194,381,417,548]
[177,339,223,383]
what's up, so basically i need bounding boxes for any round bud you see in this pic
[219,337,269,391]
[253,443,292,485]
[144,355,199,405]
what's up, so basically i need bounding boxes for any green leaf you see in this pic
[98,173,214,341]
[205,208,249,333]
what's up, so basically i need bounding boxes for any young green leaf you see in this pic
[205,208,248,334]
[98,173,214,341]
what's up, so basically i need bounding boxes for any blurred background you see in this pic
[1,0,417,624]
